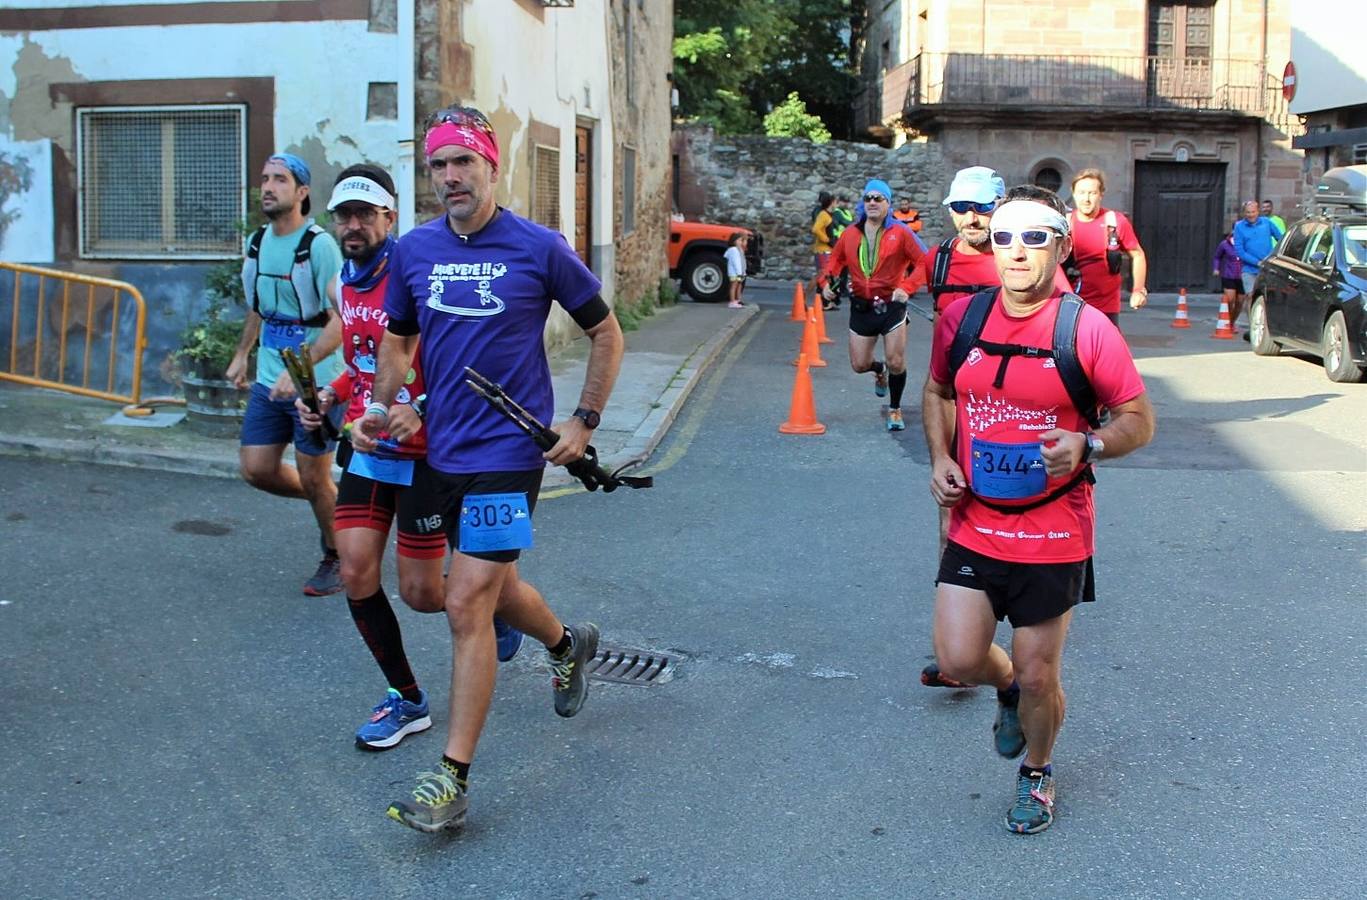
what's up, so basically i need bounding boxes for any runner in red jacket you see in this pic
[819,178,926,431]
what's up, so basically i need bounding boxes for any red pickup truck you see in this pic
[667,218,764,303]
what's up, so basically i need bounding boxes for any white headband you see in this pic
[990,200,1070,237]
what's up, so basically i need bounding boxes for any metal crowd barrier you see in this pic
[0,261,148,404]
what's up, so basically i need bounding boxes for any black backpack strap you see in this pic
[947,288,998,389]
[1052,293,1101,428]
[247,225,268,316]
[931,237,956,295]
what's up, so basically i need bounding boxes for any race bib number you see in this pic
[971,438,1047,500]
[262,321,307,352]
[459,492,533,553]
[347,450,414,486]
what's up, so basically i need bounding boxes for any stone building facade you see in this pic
[858,0,1299,292]
[672,127,950,283]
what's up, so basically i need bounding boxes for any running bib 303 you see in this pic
[347,451,414,486]
[262,321,307,351]
[970,438,1047,500]
[459,492,533,553]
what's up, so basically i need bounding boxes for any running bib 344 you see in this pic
[347,451,414,486]
[970,438,1047,500]
[262,321,307,351]
[459,492,533,553]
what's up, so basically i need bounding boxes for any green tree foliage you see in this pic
[674,0,857,138]
[763,92,831,143]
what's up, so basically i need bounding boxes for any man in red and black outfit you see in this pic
[819,178,925,431]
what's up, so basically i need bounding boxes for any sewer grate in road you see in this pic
[585,644,676,685]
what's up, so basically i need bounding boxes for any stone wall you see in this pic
[672,126,950,282]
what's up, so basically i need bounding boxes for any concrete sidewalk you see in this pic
[0,300,758,490]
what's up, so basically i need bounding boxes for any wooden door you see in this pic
[575,126,592,269]
[1132,161,1226,292]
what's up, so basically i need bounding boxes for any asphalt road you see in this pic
[2,285,1364,899]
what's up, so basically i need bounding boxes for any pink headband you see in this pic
[424,122,500,168]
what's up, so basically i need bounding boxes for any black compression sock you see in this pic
[997,681,1020,706]
[870,360,886,375]
[347,587,419,700]
[441,756,470,788]
[889,370,907,409]
[548,627,573,657]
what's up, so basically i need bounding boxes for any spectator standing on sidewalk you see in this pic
[1260,199,1287,236]
[725,231,748,308]
[227,152,346,596]
[811,191,837,305]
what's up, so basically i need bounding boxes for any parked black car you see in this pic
[1250,166,1367,383]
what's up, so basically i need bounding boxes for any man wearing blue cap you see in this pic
[818,178,926,431]
[228,152,346,596]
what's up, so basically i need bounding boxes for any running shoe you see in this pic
[873,367,889,397]
[551,622,600,718]
[356,688,432,750]
[886,409,905,431]
[1005,768,1056,834]
[994,694,1026,758]
[302,555,343,596]
[494,617,524,662]
[386,769,468,833]
[727,300,744,309]
[920,662,971,689]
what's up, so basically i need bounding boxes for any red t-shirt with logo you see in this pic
[1068,208,1139,314]
[331,272,428,458]
[929,291,1145,562]
[918,240,1078,313]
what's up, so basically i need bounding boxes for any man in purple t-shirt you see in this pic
[358,105,624,834]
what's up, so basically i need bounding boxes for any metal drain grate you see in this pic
[585,645,675,685]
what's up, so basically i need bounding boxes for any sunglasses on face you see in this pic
[423,106,496,137]
[991,229,1060,248]
[863,193,888,204]
[331,205,383,225]
[949,200,997,215]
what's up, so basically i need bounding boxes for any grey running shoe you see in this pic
[873,366,889,397]
[994,696,1026,758]
[551,622,599,718]
[1005,768,1056,834]
[302,555,343,596]
[386,769,468,833]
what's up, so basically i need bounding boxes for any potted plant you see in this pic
[178,258,251,434]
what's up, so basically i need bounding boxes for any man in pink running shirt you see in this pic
[921,184,1156,835]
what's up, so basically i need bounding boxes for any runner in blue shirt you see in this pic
[359,105,625,834]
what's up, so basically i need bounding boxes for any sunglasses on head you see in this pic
[424,106,495,137]
[863,193,888,203]
[991,229,1060,248]
[949,200,997,215]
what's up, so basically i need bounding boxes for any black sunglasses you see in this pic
[863,193,888,203]
[949,200,998,215]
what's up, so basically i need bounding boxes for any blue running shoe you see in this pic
[356,688,432,751]
[873,366,888,397]
[494,617,524,662]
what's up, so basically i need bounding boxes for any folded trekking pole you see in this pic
[280,344,340,441]
[463,367,653,493]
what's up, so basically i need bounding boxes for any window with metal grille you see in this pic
[532,145,561,231]
[622,146,636,236]
[77,105,245,259]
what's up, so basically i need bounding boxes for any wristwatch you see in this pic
[572,407,601,429]
[1081,432,1105,463]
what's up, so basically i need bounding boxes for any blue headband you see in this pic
[863,179,892,202]
[268,153,311,186]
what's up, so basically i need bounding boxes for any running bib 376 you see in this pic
[459,492,533,553]
[262,321,307,352]
[970,438,1047,500]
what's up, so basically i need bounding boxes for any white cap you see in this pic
[327,176,395,211]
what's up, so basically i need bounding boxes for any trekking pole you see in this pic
[281,344,340,441]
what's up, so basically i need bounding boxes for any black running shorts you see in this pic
[848,299,908,337]
[935,540,1094,628]
[427,467,545,563]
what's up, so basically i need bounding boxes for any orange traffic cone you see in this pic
[779,353,826,434]
[1171,288,1191,329]
[814,292,834,344]
[1211,295,1235,339]
[790,282,807,322]
[793,308,827,367]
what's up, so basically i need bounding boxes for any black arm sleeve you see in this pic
[568,295,611,331]
[387,317,420,337]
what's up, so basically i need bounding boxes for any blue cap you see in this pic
[943,166,1005,205]
[267,152,311,186]
[863,179,893,202]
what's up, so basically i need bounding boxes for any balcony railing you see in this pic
[897,52,1281,118]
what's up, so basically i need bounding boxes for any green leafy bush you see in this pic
[763,92,830,143]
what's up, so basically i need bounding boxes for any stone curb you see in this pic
[0,433,241,480]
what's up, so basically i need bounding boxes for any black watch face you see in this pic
[575,409,600,429]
